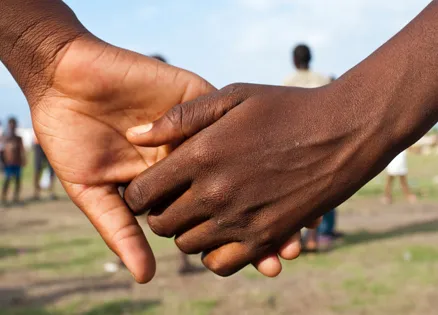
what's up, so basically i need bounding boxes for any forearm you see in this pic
[0,0,88,98]
[337,0,438,156]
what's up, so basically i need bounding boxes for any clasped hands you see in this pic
[31,35,343,284]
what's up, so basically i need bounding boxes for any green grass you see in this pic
[0,299,218,315]
[331,242,438,311]
[2,232,437,315]
[0,247,18,259]
[342,276,394,298]
[342,220,438,248]
[177,300,218,315]
[83,300,161,315]
[243,239,438,313]
[0,300,160,315]
[0,234,113,277]
[0,307,59,315]
[356,152,438,199]
[406,245,438,263]
[2,153,438,315]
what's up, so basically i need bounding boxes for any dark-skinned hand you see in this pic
[123,83,376,276]
[125,0,438,276]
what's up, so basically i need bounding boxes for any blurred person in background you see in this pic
[284,44,331,88]
[33,134,57,200]
[284,45,340,251]
[383,150,417,204]
[1,117,26,205]
[0,120,4,172]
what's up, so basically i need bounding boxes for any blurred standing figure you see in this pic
[33,134,57,200]
[1,118,26,205]
[284,44,331,87]
[0,120,5,171]
[284,44,335,251]
[383,151,417,204]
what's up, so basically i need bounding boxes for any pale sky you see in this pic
[0,0,432,127]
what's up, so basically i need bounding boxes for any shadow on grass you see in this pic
[0,300,161,315]
[342,219,438,247]
[0,306,55,315]
[30,280,132,306]
[31,275,111,288]
[0,276,136,309]
[84,300,161,315]
[0,247,19,259]
[0,219,48,233]
[0,247,38,259]
[44,238,93,252]
[27,251,105,271]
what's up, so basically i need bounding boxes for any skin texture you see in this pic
[124,1,438,276]
[0,0,213,283]
[125,84,359,276]
[31,36,215,283]
[0,0,305,281]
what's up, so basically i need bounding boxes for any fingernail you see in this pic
[128,123,153,136]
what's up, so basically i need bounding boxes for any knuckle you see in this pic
[164,104,183,128]
[124,182,147,213]
[257,229,276,247]
[200,179,233,208]
[147,216,174,238]
[214,216,236,230]
[179,101,196,124]
[174,237,197,255]
[223,82,245,94]
[222,82,252,102]
[190,141,212,165]
[204,255,232,277]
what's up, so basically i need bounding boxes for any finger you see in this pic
[124,151,192,215]
[174,220,235,255]
[252,253,282,278]
[202,242,257,277]
[147,190,209,239]
[126,83,249,147]
[64,182,155,284]
[278,232,302,260]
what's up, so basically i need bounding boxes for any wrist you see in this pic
[308,81,393,202]
[327,0,438,189]
[0,0,89,102]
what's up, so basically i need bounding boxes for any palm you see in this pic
[29,36,214,282]
[33,37,212,186]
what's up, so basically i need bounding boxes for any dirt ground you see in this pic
[1,186,438,315]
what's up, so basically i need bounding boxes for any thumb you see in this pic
[126,84,249,147]
[63,181,156,284]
